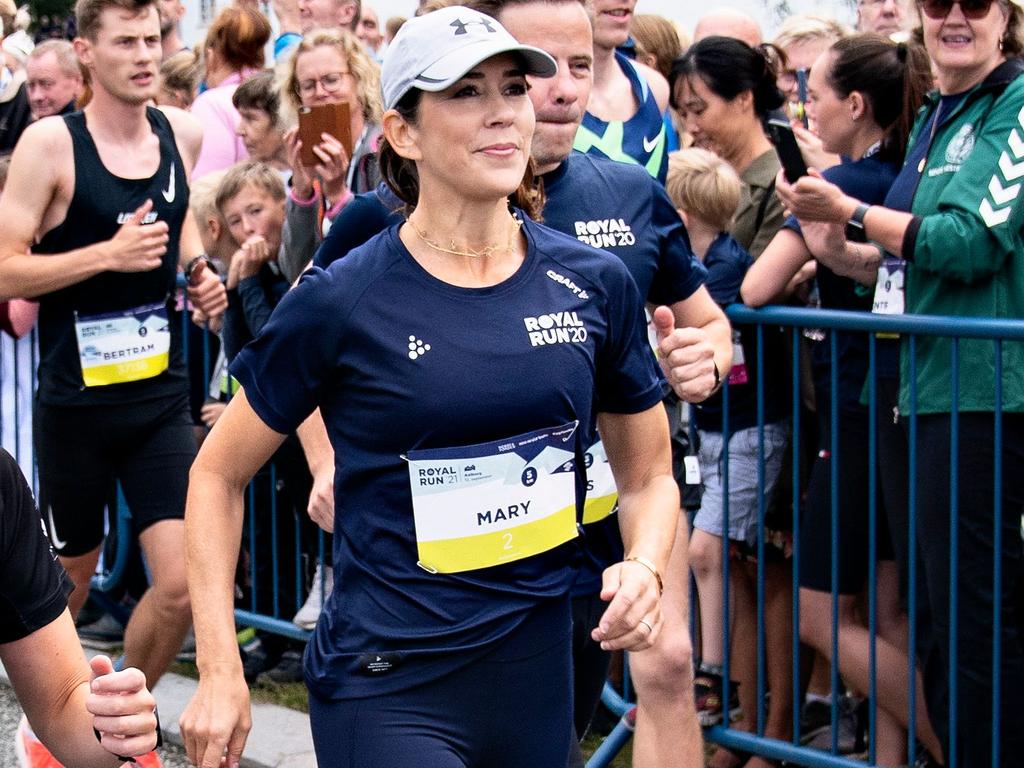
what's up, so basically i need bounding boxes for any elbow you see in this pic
[739,281,769,308]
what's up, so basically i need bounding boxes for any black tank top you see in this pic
[35,107,189,406]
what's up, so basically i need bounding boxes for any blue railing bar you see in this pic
[584,711,635,768]
[756,323,766,736]
[248,483,257,615]
[992,339,1003,768]
[90,485,133,592]
[829,331,840,755]
[790,325,802,746]
[726,305,1024,340]
[599,680,631,718]
[948,339,959,768]
[270,465,280,619]
[907,336,919,767]
[866,335,878,766]
[294,509,302,617]
[705,726,870,768]
[721,374,732,714]
[233,609,311,643]
[12,331,19,466]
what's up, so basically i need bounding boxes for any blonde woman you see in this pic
[278,27,383,225]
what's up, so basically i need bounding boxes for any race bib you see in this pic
[873,256,905,316]
[74,301,170,387]
[407,422,581,574]
[582,438,617,525]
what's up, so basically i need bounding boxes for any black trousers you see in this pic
[910,412,1024,767]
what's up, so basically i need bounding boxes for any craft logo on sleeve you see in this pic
[545,269,589,300]
[573,217,636,249]
[522,311,588,347]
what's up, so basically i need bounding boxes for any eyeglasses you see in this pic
[920,0,997,19]
[296,71,352,97]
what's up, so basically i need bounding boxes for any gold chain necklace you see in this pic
[408,215,522,259]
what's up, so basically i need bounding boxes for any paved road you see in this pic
[0,683,192,768]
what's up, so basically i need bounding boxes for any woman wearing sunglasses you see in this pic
[778,2,1024,765]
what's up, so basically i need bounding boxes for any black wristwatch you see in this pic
[185,254,213,281]
[845,203,871,242]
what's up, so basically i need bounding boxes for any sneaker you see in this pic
[292,563,333,630]
[256,649,304,685]
[241,638,282,684]
[77,612,125,651]
[802,694,859,754]
[15,717,61,768]
[693,664,741,727]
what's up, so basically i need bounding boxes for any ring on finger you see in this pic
[638,618,654,634]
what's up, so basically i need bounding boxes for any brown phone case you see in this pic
[297,102,353,167]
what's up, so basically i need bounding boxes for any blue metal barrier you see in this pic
[588,305,1023,768]
[4,296,1022,768]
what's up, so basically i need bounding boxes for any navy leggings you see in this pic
[308,600,574,768]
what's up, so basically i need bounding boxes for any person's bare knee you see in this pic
[136,520,191,618]
[688,530,721,578]
[632,629,695,703]
[59,546,102,619]
[798,589,832,652]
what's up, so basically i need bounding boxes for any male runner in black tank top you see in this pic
[0,0,226,697]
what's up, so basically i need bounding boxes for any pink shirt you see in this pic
[190,70,255,180]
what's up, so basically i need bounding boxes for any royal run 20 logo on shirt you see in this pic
[523,312,588,347]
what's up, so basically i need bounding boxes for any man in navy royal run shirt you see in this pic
[309,2,731,764]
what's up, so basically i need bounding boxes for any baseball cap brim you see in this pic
[413,39,557,92]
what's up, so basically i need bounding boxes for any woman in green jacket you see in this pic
[778,1,1024,765]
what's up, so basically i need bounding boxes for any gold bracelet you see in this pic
[625,555,663,595]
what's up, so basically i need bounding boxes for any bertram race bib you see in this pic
[406,422,581,574]
[582,438,617,525]
[74,301,170,387]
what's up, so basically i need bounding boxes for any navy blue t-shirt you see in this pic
[311,156,706,599]
[543,152,705,305]
[231,218,665,698]
[694,233,789,433]
[785,153,899,409]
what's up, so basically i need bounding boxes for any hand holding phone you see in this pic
[766,116,808,183]
[297,102,353,167]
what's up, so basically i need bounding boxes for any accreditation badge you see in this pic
[406,422,581,574]
[74,301,170,387]
[872,255,905,340]
[873,256,905,316]
[582,438,617,525]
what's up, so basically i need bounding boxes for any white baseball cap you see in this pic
[381,5,556,111]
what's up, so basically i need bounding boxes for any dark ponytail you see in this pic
[670,36,784,118]
[826,33,931,162]
[379,84,545,220]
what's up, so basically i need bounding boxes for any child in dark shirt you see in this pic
[667,148,791,742]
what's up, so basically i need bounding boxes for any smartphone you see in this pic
[297,102,353,167]
[765,116,808,183]
[796,68,809,129]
